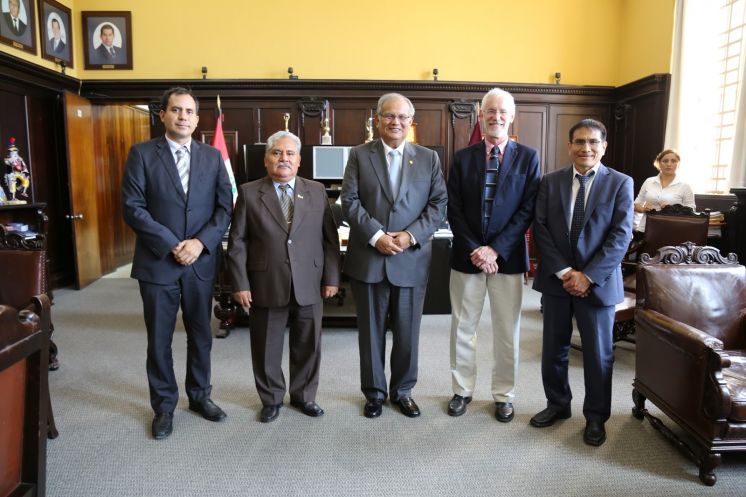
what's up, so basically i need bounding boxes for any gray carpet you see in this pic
[46,274,746,496]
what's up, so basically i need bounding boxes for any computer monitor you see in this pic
[312,146,351,180]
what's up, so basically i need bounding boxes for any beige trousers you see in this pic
[449,269,523,402]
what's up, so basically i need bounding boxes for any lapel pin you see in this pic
[408,160,413,166]
[297,194,304,199]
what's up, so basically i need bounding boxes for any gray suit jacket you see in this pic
[122,137,233,285]
[341,140,447,287]
[532,163,633,307]
[226,176,340,307]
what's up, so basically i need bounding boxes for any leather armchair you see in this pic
[632,242,745,486]
[0,240,58,438]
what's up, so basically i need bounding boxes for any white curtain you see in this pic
[665,0,746,192]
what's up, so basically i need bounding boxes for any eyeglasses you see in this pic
[483,108,511,117]
[571,139,603,147]
[379,113,412,122]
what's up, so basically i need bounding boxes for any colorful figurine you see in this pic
[4,137,30,202]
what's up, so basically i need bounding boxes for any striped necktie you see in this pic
[175,146,190,194]
[482,146,500,234]
[278,184,294,224]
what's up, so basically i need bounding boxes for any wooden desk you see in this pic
[212,235,453,335]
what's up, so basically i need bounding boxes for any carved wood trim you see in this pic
[448,100,477,129]
[639,242,739,265]
[297,98,327,127]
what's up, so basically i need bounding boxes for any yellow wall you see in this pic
[1,0,675,86]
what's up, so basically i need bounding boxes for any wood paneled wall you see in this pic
[0,47,677,287]
[93,104,148,274]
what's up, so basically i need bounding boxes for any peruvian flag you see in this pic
[212,95,238,204]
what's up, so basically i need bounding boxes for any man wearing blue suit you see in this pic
[122,87,233,439]
[341,93,447,418]
[446,88,541,421]
[530,119,633,446]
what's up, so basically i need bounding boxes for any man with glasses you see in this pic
[445,88,541,421]
[530,119,633,446]
[341,93,447,418]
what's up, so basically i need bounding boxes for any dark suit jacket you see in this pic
[122,137,233,285]
[47,38,65,54]
[341,140,447,287]
[226,176,340,307]
[3,13,26,36]
[447,140,541,275]
[532,163,633,306]
[92,43,123,64]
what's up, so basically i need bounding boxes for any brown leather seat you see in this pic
[0,241,58,439]
[633,242,745,486]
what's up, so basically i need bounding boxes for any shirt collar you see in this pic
[273,177,297,191]
[165,136,192,155]
[381,140,406,157]
[572,163,600,178]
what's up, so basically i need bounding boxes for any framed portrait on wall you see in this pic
[0,0,37,54]
[38,0,72,67]
[82,10,132,70]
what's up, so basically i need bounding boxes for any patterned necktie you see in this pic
[13,19,18,31]
[482,145,500,233]
[570,171,595,247]
[278,184,294,224]
[388,150,401,198]
[175,146,190,194]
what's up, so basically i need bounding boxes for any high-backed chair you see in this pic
[632,242,745,486]
[0,303,49,497]
[0,228,58,438]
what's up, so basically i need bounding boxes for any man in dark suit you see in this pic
[446,88,541,421]
[226,131,340,423]
[341,93,447,418]
[91,24,123,64]
[530,119,633,446]
[122,87,233,439]
[3,0,26,36]
[46,18,65,54]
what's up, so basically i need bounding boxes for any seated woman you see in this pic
[633,148,695,233]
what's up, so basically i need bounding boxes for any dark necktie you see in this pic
[570,171,594,247]
[482,146,500,234]
[278,184,294,224]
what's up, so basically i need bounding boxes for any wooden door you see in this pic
[62,91,102,289]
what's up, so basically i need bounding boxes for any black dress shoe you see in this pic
[447,394,472,417]
[529,406,571,427]
[396,397,421,418]
[495,402,514,423]
[290,400,324,417]
[152,412,173,440]
[583,420,607,446]
[260,404,281,423]
[188,398,227,422]
[363,399,383,418]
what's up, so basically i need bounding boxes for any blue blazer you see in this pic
[447,140,541,275]
[532,164,633,306]
[122,137,233,285]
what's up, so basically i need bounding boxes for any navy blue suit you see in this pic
[122,137,233,413]
[447,140,541,275]
[532,163,633,421]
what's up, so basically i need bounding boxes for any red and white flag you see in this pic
[212,95,238,204]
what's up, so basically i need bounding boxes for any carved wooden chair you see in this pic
[0,226,58,438]
[632,242,745,486]
[0,303,50,497]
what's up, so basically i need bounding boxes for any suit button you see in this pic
[288,239,292,244]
